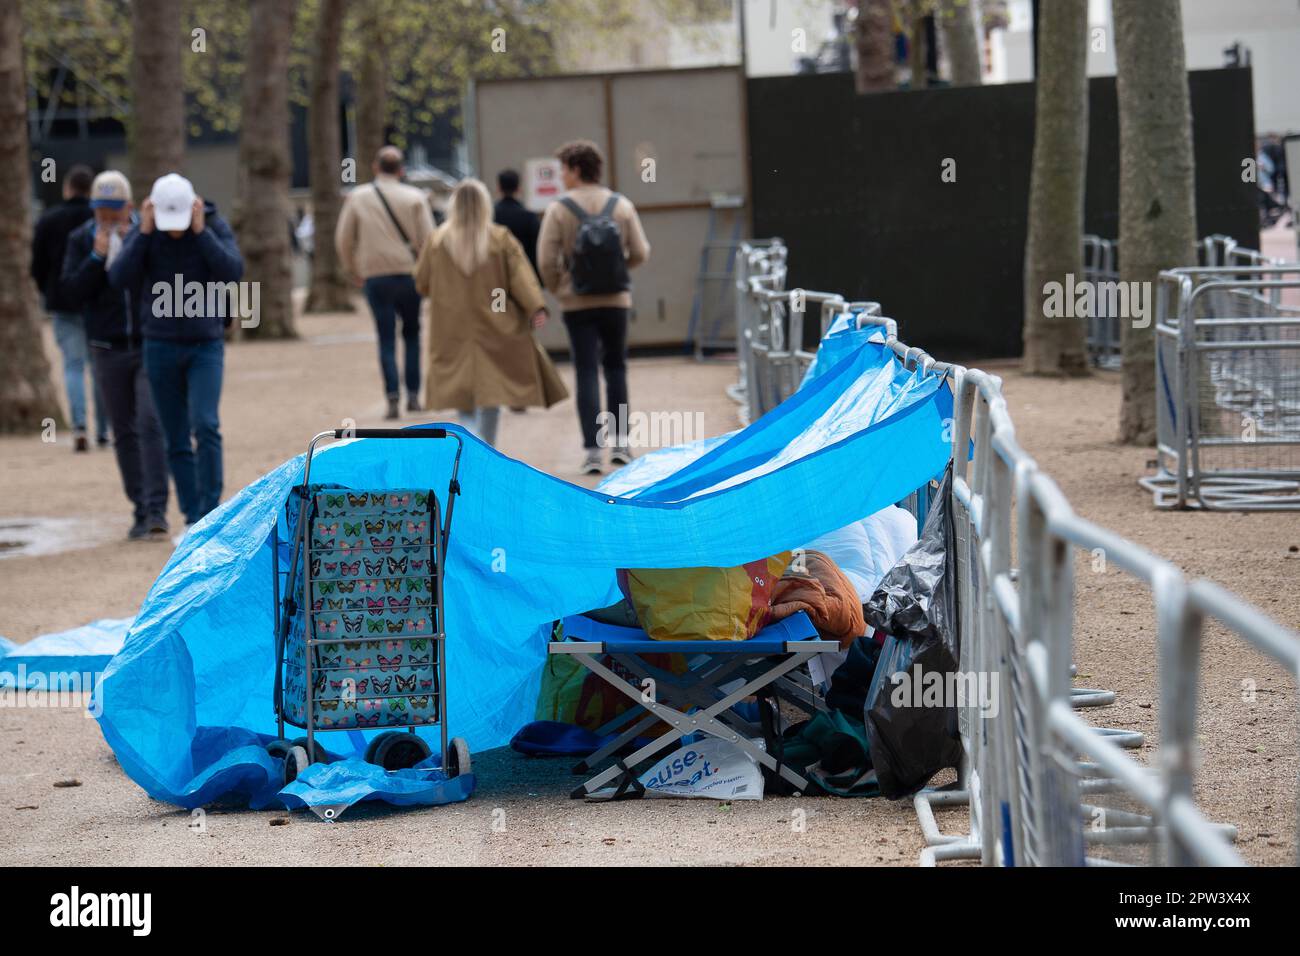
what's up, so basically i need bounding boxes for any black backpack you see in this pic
[559,193,630,295]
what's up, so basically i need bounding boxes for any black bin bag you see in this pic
[862,463,964,799]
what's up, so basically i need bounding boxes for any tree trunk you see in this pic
[128,0,185,203]
[354,2,388,183]
[908,4,928,90]
[305,0,353,313]
[1022,0,1089,376]
[0,0,64,432]
[1113,0,1197,444]
[939,0,982,86]
[853,0,896,94]
[235,0,297,339]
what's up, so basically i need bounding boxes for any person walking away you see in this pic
[413,178,567,446]
[335,146,435,419]
[109,173,243,532]
[61,171,170,540]
[493,169,540,279]
[30,164,109,451]
[537,139,650,475]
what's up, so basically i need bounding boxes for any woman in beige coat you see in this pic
[413,178,567,446]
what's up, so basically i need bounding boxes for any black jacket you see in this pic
[61,218,140,349]
[31,197,94,312]
[494,196,540,276]
[108,201,244,342]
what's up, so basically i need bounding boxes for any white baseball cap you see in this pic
[150,173,196,231]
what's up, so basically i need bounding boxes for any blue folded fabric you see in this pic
[279,757,475,819]
[510,720,636,757]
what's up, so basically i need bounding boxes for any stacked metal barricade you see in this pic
[1144,255,1300,509]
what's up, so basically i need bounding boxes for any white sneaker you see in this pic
[581,449,603,475]
[609,445,633,466]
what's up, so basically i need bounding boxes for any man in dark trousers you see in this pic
[110,172,244,533]
[493,169,540,278]
[30,163,109,451]
[537,141,650,475]
[62,170,170,540]
[335,146,435,418]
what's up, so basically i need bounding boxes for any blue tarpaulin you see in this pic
[0,618,131,690]
[93,321,953,810]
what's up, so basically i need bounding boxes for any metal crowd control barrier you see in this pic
[729,239,788,420]
[736,244,1300,867]
[1082,234,1282,372]
[1082,236,1122,369]
[1143,264,1300,509]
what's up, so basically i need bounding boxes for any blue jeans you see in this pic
[52,311,109,441]
[363,274,422,399]
[144,338,224,525]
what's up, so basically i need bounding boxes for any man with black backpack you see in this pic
[538,139,650,475]
[335,146,436,419]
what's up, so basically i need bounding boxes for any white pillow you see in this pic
[804,505,918,604]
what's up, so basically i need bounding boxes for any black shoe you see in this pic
[127,517,150,540]
[146,514,170,538]
[74,433,89,453]
[96,436,111,449]
[385,397,400,420]
[406,396,422,413]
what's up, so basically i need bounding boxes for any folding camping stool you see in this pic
[269,427,472,791]
[550,612,837,799]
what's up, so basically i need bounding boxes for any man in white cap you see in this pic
[62,170,170,540]
[109,172,243,530]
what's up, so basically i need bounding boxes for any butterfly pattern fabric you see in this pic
[280,487,441,731]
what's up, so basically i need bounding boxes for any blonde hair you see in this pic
[444,177,492,274]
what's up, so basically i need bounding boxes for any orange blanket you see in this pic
[768,550,866,649]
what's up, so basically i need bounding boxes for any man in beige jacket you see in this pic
[537,139,650,474]
[335,146,435,419]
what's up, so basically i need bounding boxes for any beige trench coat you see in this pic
[414,224,567,412]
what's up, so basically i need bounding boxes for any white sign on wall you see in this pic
[524,157,563,212]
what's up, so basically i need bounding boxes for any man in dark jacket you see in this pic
[30,164,108,451]
[62,171,170,540]
[109,173,244,530]
[493,169,540,278]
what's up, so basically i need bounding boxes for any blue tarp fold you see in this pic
[0,617,131,690]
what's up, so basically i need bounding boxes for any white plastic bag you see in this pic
[638,738,765,800]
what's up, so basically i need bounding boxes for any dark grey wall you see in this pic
[748,67,1259,359]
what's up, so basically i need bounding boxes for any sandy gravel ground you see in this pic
[0,298,1294,866]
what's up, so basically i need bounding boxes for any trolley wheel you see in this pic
[446,737,472,778]
[364,731,432,771]
[290,737,331,764]
[266,738,293,760]
[283,745,311,786]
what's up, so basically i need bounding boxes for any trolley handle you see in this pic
[339,428,449,439]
